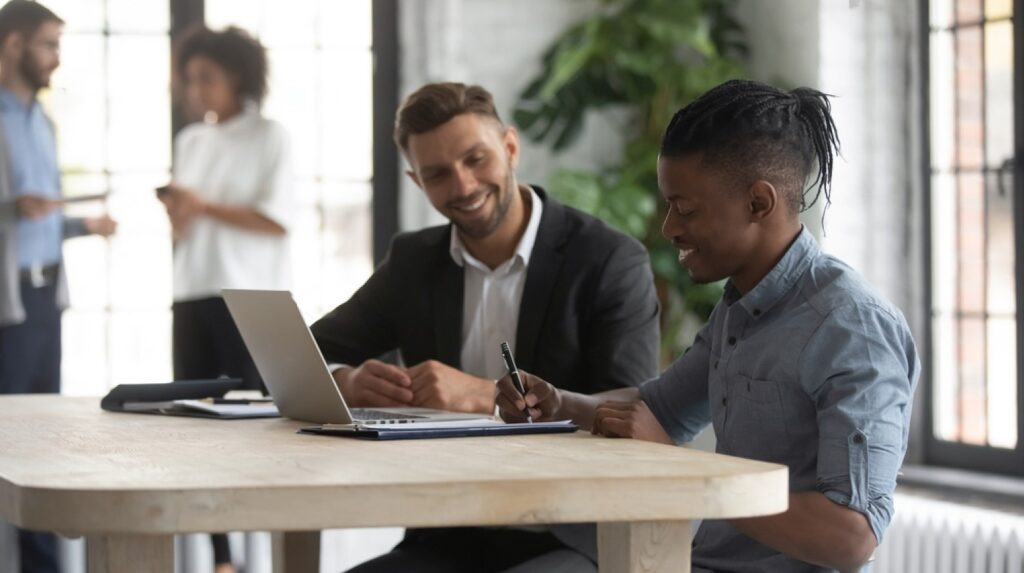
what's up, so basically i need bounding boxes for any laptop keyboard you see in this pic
[351,408,428,423]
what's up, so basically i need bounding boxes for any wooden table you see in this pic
[0,396,787,572]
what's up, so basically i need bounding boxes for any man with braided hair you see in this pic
[497,79,920,573]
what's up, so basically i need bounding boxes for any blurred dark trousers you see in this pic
[173,296,264,565]
[0,279,62,573]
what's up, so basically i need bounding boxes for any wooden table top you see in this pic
[0,396,788,535]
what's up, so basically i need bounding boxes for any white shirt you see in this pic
[450,186,543,381]
[171,107,294,302]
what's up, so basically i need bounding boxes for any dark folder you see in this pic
[100,379,279,420]
[299,420,579,440]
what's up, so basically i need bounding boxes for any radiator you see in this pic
[873,493,1024,573]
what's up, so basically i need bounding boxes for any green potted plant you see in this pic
[514,0,747,363]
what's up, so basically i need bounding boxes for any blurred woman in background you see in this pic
[162,25,293,573]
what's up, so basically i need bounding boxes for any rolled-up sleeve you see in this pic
[798,303,920,544]
[639,308,716,444]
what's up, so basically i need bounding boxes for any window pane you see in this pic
[957,0,983,22]
[956,26,984,171]
[960,317,988,445]
[321,0,372,49]
[985,0,1013,19]
[61,311,108,395]
[264,49,319,179]
[108,0,169,33]
[49,34,107,173]
[262,0,318,49]
[321,50,373,181]
[321,182,373,309]
[930,31,955,173]
[108,36,171,172]
[985,21,1014,169]
[206,0,265,33]
[958,173,986,313]
[109,311,172,386]
[933,314,960,441]
[42,0,105,33]
[108,173,173,312]
[932,174,957,314]
[932,0,954,28]
[987,171,1015,316]
[987,317,1017,448]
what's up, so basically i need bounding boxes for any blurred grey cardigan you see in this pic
[0,111,88,327]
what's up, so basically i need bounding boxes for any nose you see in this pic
[452,164,478,198]
[662,209,681,242]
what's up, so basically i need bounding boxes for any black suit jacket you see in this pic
[311,188,660,394]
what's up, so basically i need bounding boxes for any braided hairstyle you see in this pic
[660,79,840,215]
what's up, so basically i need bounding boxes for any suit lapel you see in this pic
[515,188,567,370]
[432,226,464,368]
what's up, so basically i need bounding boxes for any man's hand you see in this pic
[333,359,414,408]
[16,195,58,220]
[496,370,563,422]
[592,400,673,444]
[407,360,495,413]
[84,215,118,237]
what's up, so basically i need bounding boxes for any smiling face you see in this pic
[405,112,519,240]
[659,153,778,289]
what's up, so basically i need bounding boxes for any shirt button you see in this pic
[721,397,727,406]
[853,434,864,444]
[753,309,762,317]
[728,336,737,345]
[714,360,719,370]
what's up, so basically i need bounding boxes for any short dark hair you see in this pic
[660,79,840,214]
[175,25,268,104]
[394,82,503,151]
[0,0,62,49]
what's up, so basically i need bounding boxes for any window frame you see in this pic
[922,0,1024,475]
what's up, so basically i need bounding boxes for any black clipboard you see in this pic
[298,421,579,440]
[100,379,279,420]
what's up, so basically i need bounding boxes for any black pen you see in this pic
[500,341,533,423]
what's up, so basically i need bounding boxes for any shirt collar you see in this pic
[725,225,818,316]
[206,101,259,133]
[0,86,36,114]
[449,185,544,271]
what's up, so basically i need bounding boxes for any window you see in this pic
[925,0,1022,473]
[8,0,377,396]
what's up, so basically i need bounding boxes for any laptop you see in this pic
[222,289,490,425]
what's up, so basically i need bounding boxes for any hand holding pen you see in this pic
[496,342,563,423]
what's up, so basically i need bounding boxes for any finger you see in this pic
[365,361,411,386]
[361,375,414,403]
[593,416,632,438]
[495,375,526,409]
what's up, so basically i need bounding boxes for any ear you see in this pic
[1,31,25,58]
[404,169,422,190]
[503,126,520,170]
[747,180,778,222]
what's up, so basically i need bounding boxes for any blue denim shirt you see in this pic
[640,227,919,573]
[0,86,62,268]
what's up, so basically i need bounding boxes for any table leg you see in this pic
[598,520,692,573]
[86,533,173,573]
[272,530,320,573]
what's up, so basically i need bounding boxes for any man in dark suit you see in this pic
[311,82,659,573]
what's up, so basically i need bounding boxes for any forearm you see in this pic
[559,387,640,429]
[728,491,876,573]
[203,203,285,235]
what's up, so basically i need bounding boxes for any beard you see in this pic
[19,52,51,91]
[451,168,516,240]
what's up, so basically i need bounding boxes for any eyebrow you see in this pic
[418,142,488,175]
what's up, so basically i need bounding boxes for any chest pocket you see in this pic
[722,374,789,462]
